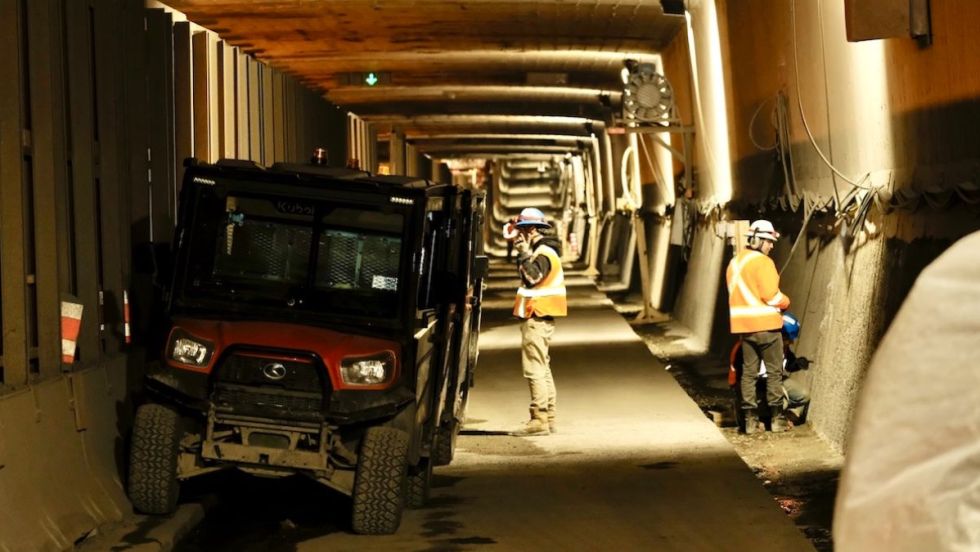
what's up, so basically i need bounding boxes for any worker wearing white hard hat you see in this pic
[510,207,566,436]
[745,219,781,242]
[727,219,792,434]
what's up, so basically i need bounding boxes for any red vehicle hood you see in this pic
[165,318,400,390]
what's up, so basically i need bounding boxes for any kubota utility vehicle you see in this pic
[128,158,486,534]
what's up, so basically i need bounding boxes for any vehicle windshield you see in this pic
[176,185,408,324]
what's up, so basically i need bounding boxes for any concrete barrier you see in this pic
[0,356,133,552]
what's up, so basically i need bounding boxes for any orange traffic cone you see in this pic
[61,301,84,364]
[124,290,132,344]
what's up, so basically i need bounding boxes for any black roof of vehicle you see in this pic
[187,158,440,193]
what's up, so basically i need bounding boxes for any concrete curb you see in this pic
[76,499,214,552]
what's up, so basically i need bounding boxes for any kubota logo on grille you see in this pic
[262,362,287,381]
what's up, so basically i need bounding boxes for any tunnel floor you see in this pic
[627,317,842,552]
[168,269,815,552]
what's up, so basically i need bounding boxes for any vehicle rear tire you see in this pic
[434,378,470,466]
[351,427,409,534]
[128,403,181,515]
[433,419,458,466]
[406,457,433,509]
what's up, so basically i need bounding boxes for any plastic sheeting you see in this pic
[834,231,980,551]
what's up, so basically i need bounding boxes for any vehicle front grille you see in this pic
[215,352,322,392]
[211,350,328,422]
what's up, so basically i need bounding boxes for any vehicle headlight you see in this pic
[340,352,395,386]
[169,329,215,367]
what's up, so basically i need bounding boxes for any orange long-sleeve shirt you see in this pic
[726,249,790,333]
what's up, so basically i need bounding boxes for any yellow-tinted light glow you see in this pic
[685,2,733,204]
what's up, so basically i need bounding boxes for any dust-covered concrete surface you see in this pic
[75,503,209,552]
[629,313,842,552]
[167,273,814,551]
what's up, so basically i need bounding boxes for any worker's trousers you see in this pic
[740,330,784,410]
[521,316,557,414]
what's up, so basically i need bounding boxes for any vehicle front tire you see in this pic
[128,403,181,515]
[351,427,409,534]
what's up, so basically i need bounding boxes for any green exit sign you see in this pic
[343,72,391,87]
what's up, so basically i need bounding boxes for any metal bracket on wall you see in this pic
[910,0,932,46]
[611,123,695,196]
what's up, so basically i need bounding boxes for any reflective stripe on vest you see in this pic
[728,250,765,306]
[728,249,784,333]
[513,244,567,318]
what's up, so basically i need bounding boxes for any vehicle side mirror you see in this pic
[473,255,489,280]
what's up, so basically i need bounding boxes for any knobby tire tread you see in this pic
[406,458,432,509]
[351,427,409,534]
[433,421,456,467]
[128,404,181,515]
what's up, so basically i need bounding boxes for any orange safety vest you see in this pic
[726,249,790,334]
[513,243,567,318]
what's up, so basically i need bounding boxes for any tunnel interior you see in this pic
[1,0,979,550]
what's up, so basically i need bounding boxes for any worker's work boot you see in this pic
[743,409,761,435]
[547,410,557,434]
[512,408,550,436]
[770,405,789,433]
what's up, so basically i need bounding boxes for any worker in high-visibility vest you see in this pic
[511,207,567,436]
[727,220,791,434]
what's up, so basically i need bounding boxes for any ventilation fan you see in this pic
[622,63,674,122]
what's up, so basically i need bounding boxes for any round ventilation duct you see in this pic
[623,63,674,122]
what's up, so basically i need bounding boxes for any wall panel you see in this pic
[262,65,275,164]
[173,21,193,189]
[146,9,177,242]
[192,31,219,163]
[247,58,261,161]
[93,0,130,354]
[124,0,151,250]
[0,0,31,386]
[218,42,236,159]
[65,0,104,362]
[26,0,71,374]
[235,48,249,159]
[273,71,286,163]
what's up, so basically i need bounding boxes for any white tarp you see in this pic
[834,230,980,551]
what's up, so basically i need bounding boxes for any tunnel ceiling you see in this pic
[165,0,684,155]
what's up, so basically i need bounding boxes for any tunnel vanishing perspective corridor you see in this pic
[2,0,980,550]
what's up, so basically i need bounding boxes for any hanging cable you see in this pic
[773,92,800,207]
[779,194,816,275]
[748,95,780,151]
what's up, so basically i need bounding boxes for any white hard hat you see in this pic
[745,219,780,241]
[515,207,551,228]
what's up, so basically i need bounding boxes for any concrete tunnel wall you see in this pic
[0,1,349,549]
[3,0,980,547]
[659,0,980,453]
